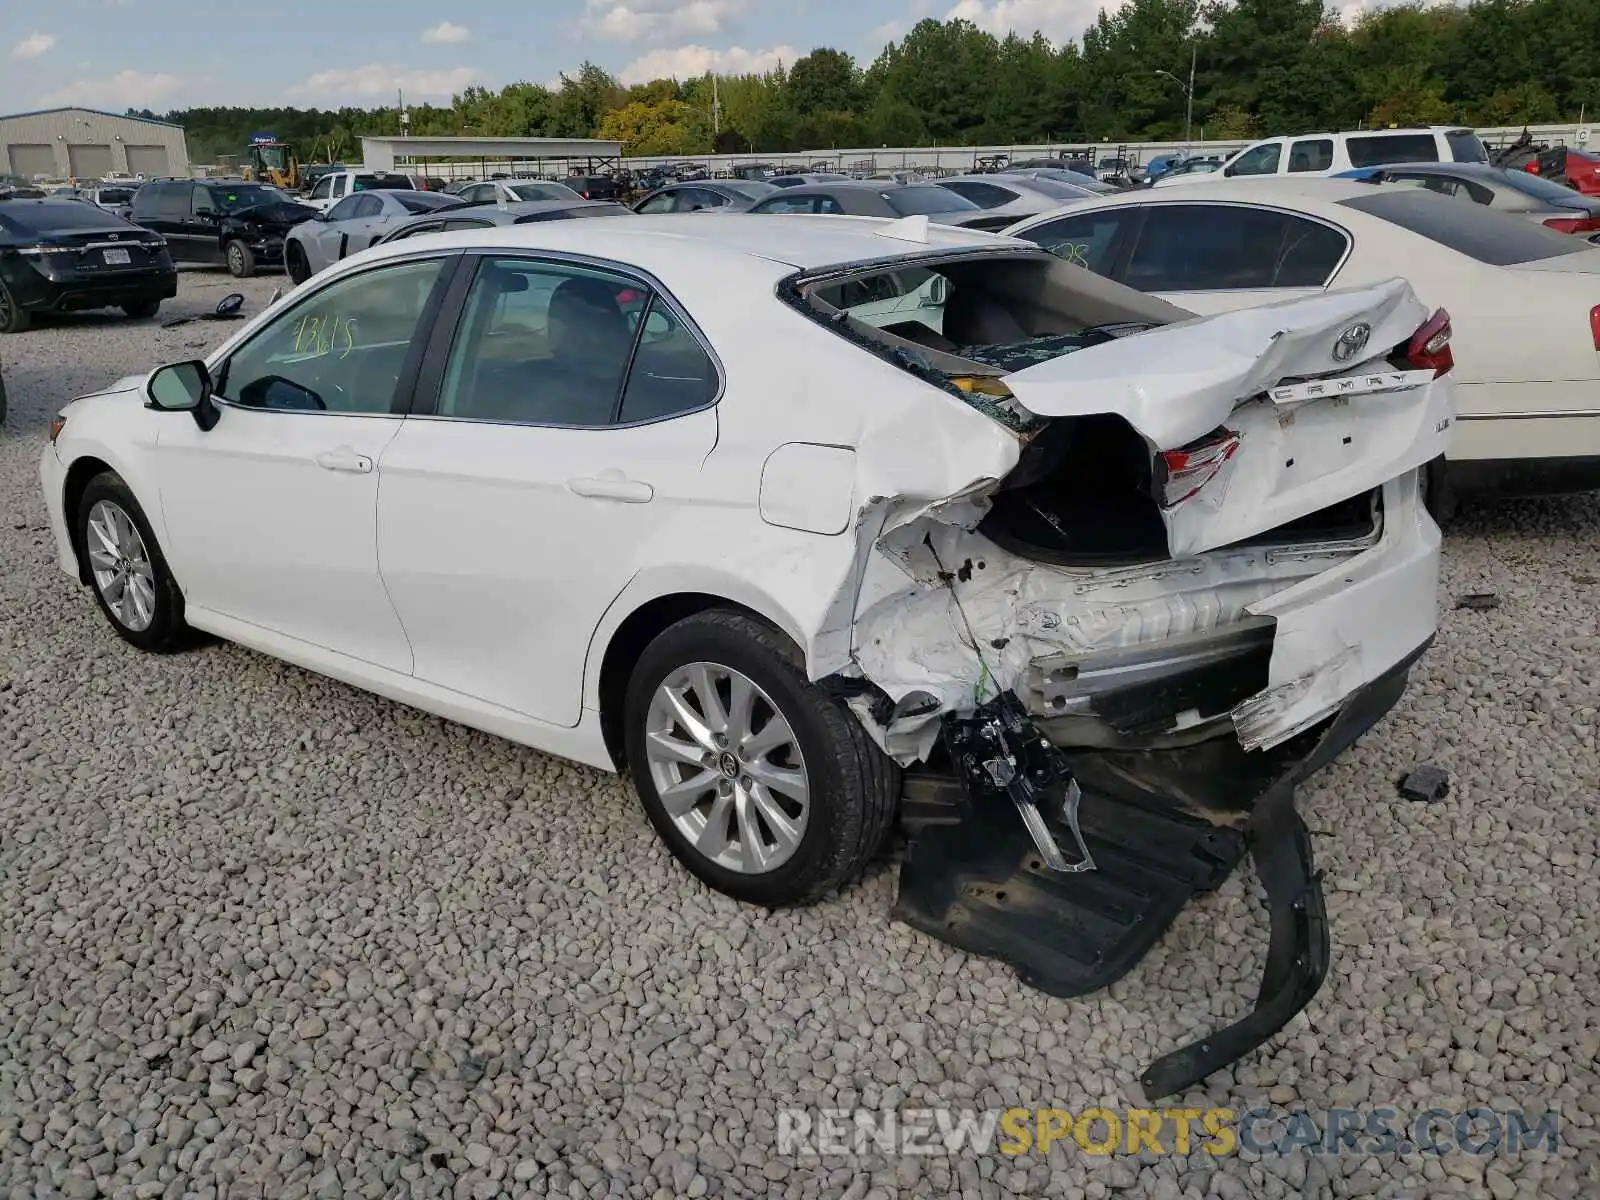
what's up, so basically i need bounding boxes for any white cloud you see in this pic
[421,21,470,45]
[286,64,481,103]
[945,0,1128,41]
[12,33,57,60]
[618,42,796,84]
[42,69,186,108]
[586,0,743,42]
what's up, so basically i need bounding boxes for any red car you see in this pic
[1522,146,1600,196]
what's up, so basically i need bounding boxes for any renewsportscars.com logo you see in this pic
[777,1106,1562,1159]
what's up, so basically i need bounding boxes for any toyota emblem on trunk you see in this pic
[1333,322,1372,362]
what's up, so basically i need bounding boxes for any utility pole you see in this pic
[1185,43,1195,145]
[712,73,721,136]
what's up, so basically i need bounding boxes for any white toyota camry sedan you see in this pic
[40,214,1455,908]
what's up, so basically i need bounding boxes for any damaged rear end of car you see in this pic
[784,239,1455,1096]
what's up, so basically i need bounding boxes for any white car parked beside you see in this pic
[40,215,1452,915]
[1158,126,1488,187]
[1006,178,1600,506]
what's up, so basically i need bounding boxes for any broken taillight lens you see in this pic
[1156,430,1240,508]
[1542,216,1600,235]
[1402,308,1454,377]
[1590,305,1600,352]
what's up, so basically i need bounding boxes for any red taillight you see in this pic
[1542,216,1600,235]
[1157,430,1240,508]
[1590,304,1600,352]
[1403,307,1454,377]
[1524,161,1540,174]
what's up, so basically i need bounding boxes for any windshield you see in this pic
[1032,167,1115,193]
[0,200,131,234]
[398,192,465,213]
[209,184,289,211]
[1340,190,1586,265]
[1017,176,1095,200]
[353,174,414,192]
[725,180,777,200]
[256,146,290,170]
[1496,168,1593,204]
[97,188,135,204]
[885,185,980,216]
[510,181,582,201]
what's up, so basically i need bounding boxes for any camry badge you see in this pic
[1332,322,1372,363]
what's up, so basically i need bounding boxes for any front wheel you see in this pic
[623,610,898,907]
[226,240,256,279]
[76,472,191,652]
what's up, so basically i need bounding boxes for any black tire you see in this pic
[286,242,310,285]
[122,299,160,320]
[0,281,31,333]
[623,609,898,907]
[226,240,256,279]
[1421,456,1458,524]
[75,471,191,653]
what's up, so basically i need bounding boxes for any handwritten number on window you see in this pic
[291,313,358,360]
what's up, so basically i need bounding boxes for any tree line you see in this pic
[133,0,1600,164]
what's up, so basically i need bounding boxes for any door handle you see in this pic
[315,448,373,474]
[567,473,654,503]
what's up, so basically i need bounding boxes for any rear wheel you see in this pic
[1421,456,1457,523]
[226,240,256,279]
[0,281,31,333]
[122,299,160,320]
[76,472,191,653]
[286,242,310,285]
[623,609,898,907]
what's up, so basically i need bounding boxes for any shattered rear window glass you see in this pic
[951,330,1124,371]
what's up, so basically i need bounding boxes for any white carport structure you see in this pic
[360,136,623,179]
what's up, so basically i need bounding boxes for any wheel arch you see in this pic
[61,454,117,584]
[591,586,812,771]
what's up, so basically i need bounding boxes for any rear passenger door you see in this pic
[1117,203,1350,314]
[374,253,721,728]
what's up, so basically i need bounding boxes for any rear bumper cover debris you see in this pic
[894,638,1429,1099]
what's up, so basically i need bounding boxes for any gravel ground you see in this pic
[1,270,1596,1199]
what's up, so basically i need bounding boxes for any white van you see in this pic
[1158,126,1488,186]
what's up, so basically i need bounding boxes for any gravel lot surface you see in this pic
[1,271,1596,1199]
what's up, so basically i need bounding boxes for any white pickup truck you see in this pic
[301,169,415,212]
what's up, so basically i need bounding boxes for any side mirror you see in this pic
[1222,165,1237,178]
[146,360,218,430]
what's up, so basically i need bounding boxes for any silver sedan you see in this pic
[284,190,465,282]
[933,173,1103,223]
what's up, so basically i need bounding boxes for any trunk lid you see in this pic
[1001,280,1456,555]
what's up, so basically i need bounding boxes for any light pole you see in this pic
[1155,44,1196,145]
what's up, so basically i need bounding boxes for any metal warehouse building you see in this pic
[0,107,190,182]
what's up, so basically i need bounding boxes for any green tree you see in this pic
[786,48,860,116]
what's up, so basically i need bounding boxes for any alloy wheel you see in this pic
[86,499,157,632]
[643,662,811,874]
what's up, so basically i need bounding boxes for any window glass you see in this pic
[941,180,1017,208]
[390,221,442,241]
[885,185,978,215]
[1014,210,1134,274]
[1495,167,1589,204]
[436,258,642,425]
[1447,131,1488,163]
[397,192,461,214]
[216,258,444,414]
[1339,190,1586,265]
[351,194,384,218]
[810,267,945,334]
[1346,133,1439,168]
[203,184,282,213]
[1125,205,1347,290]
[1288,139,1334,173]
[817,196,845,215]
[332,177,348,198]
[191,185,217,216]
[617,296,718,422]
[310,177,332,200]
[753,195,820,214]
[441,218,494,231]
[637,191,676,214]
[675,188,724,212]
[1228,143,1282,176]
[326,195,363,221]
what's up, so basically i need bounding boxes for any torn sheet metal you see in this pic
[999,279,1429,446]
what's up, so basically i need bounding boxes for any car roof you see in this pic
[360,212,1013,273]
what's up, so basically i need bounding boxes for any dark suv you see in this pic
[130,180,317,277]
[0,198,175,333]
